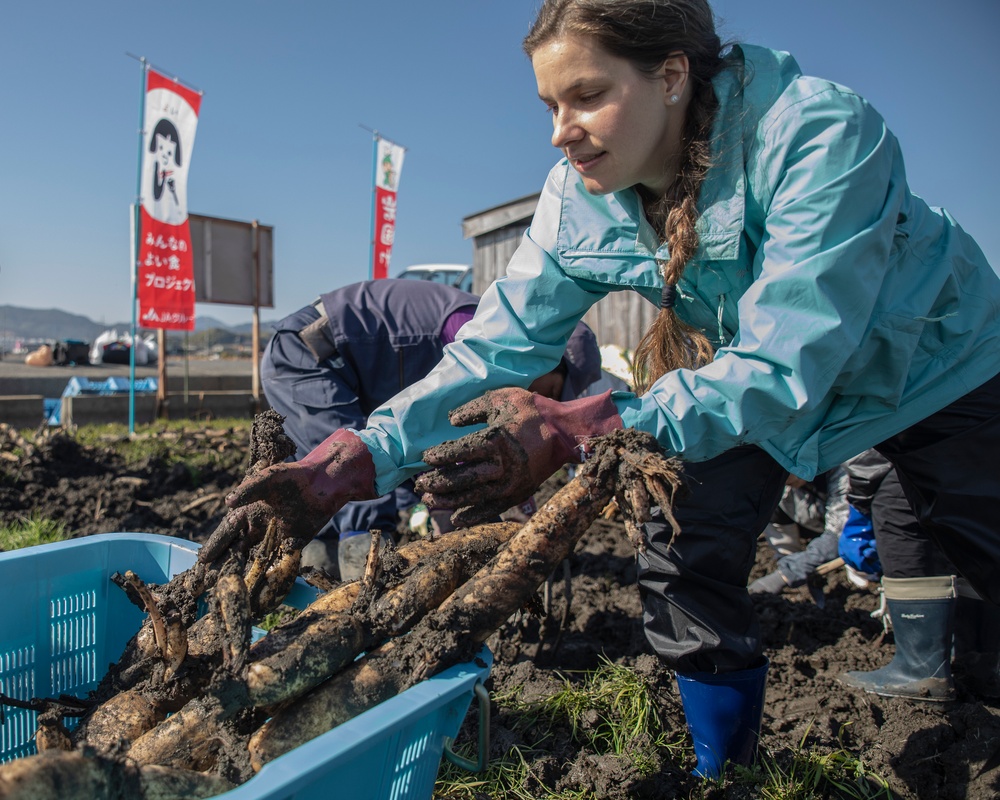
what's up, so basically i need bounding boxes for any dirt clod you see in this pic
[4,427,1000,798]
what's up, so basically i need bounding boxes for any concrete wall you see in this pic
[0,396,47,430]
[0,372,254,398]
[58,392,269,427]
[0,359,263,429]
[0,391,269,431]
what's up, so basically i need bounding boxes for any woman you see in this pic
[209,0,1000,779]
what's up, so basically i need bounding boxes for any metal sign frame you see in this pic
[188,213,274,308]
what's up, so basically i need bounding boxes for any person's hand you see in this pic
[416,388,622,527]
[199,429,378,562]
[837,505,882,577]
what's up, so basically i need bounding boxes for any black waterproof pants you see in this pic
[875,372,1000,603]
[639,445,788,674]
[870,468,953,579]
[639,371,1000,673]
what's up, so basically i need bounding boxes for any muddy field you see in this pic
[2,426,1000,799]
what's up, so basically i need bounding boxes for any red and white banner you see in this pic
[137,69,202,330]
[372,137,405,280]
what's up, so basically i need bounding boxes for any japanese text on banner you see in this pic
[137,68,202,330]
[372,137,405,280]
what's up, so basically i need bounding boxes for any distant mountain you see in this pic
[0,305,275,347]
[229,321,272,336]
[0,305,119,343]
[200,316,238,333]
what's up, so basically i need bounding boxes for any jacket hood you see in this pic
[562,321,602,400]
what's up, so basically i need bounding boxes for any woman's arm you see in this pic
[359,172,609,495]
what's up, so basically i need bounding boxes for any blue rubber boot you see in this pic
[675,659,769,780]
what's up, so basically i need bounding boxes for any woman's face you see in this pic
[532,34,686,196]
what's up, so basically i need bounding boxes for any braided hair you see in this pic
[524,0,726,392]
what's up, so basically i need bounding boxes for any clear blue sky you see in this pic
[1,0,997,328]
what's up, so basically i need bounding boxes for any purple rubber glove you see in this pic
[415,388,622,527]
[199,429,378,562]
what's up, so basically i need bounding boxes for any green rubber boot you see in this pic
[840,575,956,703]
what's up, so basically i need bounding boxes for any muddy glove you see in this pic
[200,429,378,562]
[415,387,622,527]
[837,505,882,577]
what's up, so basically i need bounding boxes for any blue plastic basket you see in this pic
[62,376,160,397]
[0,533,492,800]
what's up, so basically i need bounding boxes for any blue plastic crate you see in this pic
[43,397,61,426]
[0,533,491,800]
[61,376,159,397]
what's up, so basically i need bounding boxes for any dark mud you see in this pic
[3,429,1000,798]
[0,428,249,544]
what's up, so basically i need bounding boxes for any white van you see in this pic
[397,263,473,293]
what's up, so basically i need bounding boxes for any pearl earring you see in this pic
[670,94,679,104]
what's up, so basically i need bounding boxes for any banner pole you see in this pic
[251,220,261,410]
[368,130,378,279]
[130,56,147,435]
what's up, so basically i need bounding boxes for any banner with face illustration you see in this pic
[137,68,202,330]
[372,137,405,280]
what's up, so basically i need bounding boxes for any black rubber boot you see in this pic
[840,575,956,703]
[952,582,1000,699]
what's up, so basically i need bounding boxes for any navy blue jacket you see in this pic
[316,280,478,416]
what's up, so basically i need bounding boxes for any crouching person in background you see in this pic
[261,278,603,580]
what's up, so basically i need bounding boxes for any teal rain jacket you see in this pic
[358,45,1000,492]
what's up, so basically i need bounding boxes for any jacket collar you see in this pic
[555,86,745,264]
[693,51,748,261]
[695,45,804,261]
[557,45,801,265]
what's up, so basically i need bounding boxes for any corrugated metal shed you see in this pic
[462,194,657,353]
[461,193,539,295]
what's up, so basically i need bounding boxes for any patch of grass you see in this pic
[0,514,70,550]
[437,663,893,800]
[436,742,594,800]
[537,658,687,770]
[750,723,893,800]
[533,658,682,764]
[258,605,300,632]
[73,418,253,472]
[435,658,686,800]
